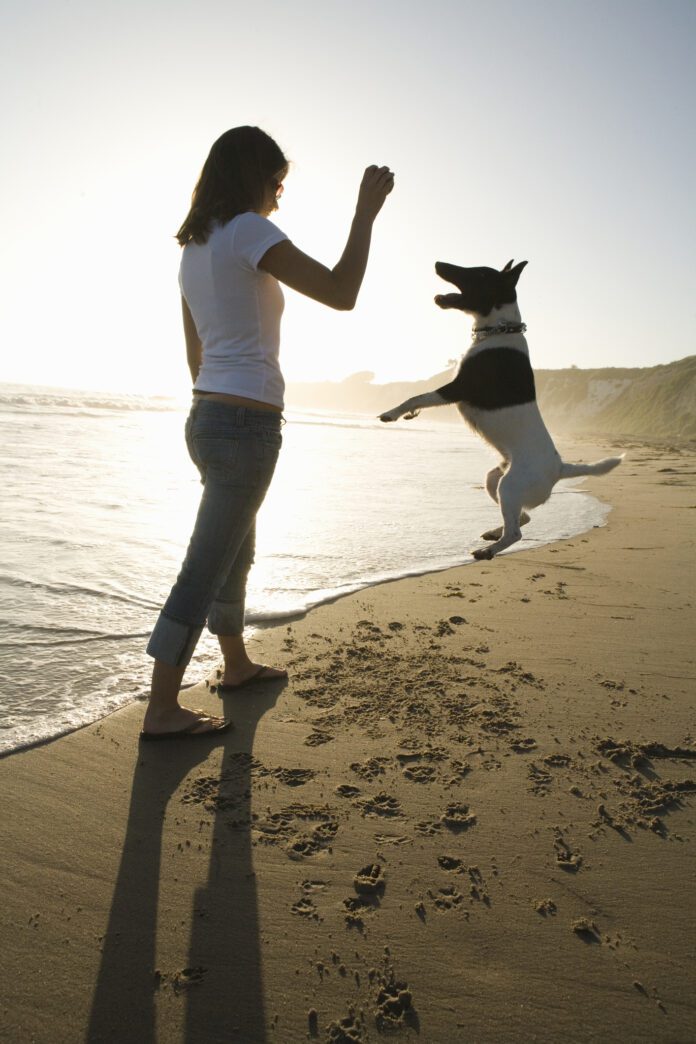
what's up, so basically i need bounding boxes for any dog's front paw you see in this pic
[379,411,398,423]
[472,546,495,561]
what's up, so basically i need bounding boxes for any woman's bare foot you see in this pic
[217,634,287,688]
[142,704,227,736]
[221,662,288,687]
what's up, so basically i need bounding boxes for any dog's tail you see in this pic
[559,454,624,480]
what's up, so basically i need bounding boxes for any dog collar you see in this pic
[472,321,527,344]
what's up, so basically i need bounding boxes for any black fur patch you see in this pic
[437,347,536,410]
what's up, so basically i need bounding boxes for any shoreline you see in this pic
[2,438,695,1043]
[1,474,610,761]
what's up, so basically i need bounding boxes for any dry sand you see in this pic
[1,439,695,1043]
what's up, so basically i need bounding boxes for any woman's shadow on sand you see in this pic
[87,678,287,1044]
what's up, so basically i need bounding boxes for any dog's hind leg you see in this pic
[481,465,506,540]
[481,511,531,541]
[474,477,525,559]
[481,465,529,539]
[485,464,505,503]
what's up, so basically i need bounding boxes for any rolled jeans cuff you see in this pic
[146,611,204,668]
[207,598,245,637]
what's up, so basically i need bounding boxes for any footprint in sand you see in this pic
[252,804,338,860]
[291,896,320,920]
[396,748,448,764]
[553,829,583,872]
[571,918,601,942]
[415,820,441,836]
[343,895,377,931]
[350,757,391,782]
[353,863,385,896]
[374,973,417,1033]
[293,884,329,921]
[444,760,472,785]
[402,763,437,783]
[510,737,537,753]
[155,966,207,994]
[326,1011,365,1042]
[304,730,334,747]
[301,878,328,893]
[357,793,404,819]
[437,858,490,903]
[271,767,316,787]
[437,855,464,872]
[440,802,477,831]
[427,885,465,911]
[543,754,572,767]
[528,763,553,794]
[466,866,491,905]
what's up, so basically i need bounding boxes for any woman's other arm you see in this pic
[259,165,394,311]
[182,296,202,382]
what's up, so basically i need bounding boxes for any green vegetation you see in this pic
[536,356,696,439]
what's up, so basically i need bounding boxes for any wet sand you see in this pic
[1,438,695,1043]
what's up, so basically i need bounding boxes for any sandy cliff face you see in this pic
[535,356,696,439]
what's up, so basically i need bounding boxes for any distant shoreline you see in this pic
[2,354,695,441]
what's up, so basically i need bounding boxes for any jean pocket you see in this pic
[260,429,283,451]
[193,435,241,471]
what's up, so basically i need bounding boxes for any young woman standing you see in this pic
[142,126,394,739]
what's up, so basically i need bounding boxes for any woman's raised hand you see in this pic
[356,165,395,221]
[259,163,395,310]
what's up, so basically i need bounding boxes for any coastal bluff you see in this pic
[286,355,696,441]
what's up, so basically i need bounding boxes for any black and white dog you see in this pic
[380,260,622,560]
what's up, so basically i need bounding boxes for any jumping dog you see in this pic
[380,260,622,559]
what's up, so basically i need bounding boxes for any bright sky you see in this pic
[1,0,694,396]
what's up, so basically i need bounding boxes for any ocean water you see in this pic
[0,384,609,756]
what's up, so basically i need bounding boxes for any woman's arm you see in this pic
[181,296,202,382]
[259,165,394,311]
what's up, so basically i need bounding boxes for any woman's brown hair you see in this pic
[176,126,289,246]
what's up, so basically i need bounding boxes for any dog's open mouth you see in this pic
[434,261,467,309]
[434,293,465,309]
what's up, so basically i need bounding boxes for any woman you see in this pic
[142,126,394,739]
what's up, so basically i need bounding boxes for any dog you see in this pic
[380,259,623,559]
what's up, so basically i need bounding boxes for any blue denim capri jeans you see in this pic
[146,398,282,668]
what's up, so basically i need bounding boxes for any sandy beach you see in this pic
[2,437,695,1044]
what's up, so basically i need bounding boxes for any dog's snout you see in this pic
[435,261,462,286]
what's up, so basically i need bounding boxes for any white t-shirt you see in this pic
[179,212,289,408]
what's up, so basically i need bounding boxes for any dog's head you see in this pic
[434,259,527,317]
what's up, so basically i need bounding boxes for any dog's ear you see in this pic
[501,259,514,272]
[506,260,528,285]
